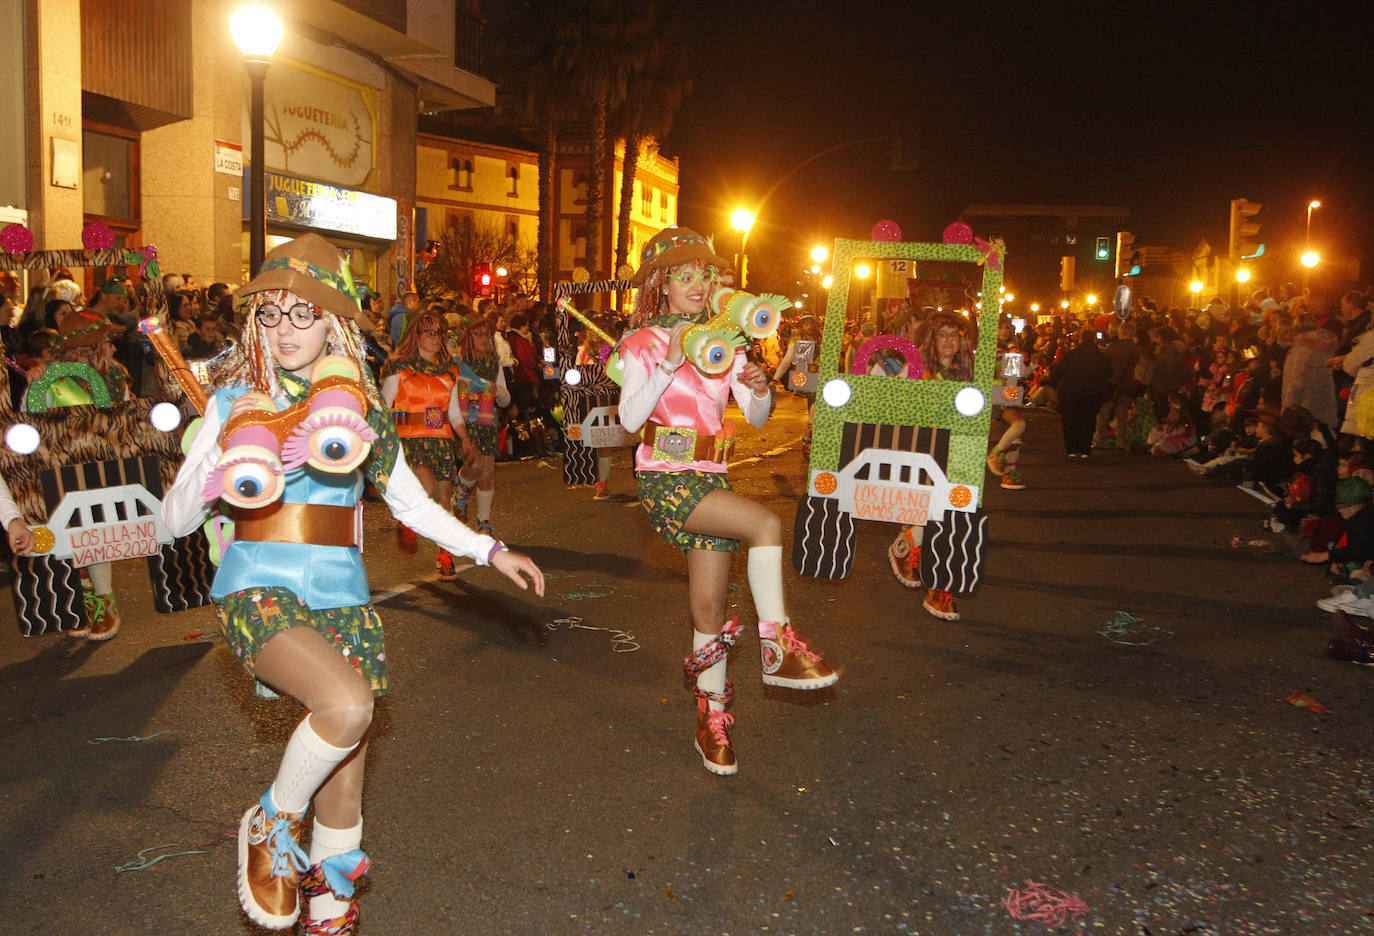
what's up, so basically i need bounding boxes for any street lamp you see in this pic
[232,4,283,278]
[1189,280,1203,306]
[1301,251,1320,268]
[810,263,821,274]
[730,209,754,289]
[1306,200,1321,246]
[1003,293,1014,303]
[821,274,833,289]
[1236,268,1251,283]
[1085,294,1098,306]
[811,245,828,263]
[1030,302,1040,313]
[854,263,872,279]
[1059,299,1069,310]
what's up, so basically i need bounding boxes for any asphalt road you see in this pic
[1,396,1370,935]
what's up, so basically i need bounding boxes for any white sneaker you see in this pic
[1316,590,1374,617]
[1330,584,1356,598]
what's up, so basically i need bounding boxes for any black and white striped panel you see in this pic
[840,423,950,474]
[918,509,988,593]
[551,280,634,299]
[11,553,84,636]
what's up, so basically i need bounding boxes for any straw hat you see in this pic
[236,233,362,320]
[630,226,732,286]
[59,309,124,349]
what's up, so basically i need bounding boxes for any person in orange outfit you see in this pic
[381,310,473,579]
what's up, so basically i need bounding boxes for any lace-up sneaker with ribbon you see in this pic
[694,697,738,776]
[298,850,370,935]
[87,591,121,641]
[759,621,839,689]
[888,533,922,589]
[237,788,308,929]
[476,519,494,536]
[436,550,456,581]
[1000,467,1026,490]
[923,589,960,621]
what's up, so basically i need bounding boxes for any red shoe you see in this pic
[437,550,456,581]
[922,589,960,621]
[593,481,610,500]
[396,524,417,555]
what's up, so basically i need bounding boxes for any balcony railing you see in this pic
[454,7,485,76]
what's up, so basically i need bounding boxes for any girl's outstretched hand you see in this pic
[491,549,545,596]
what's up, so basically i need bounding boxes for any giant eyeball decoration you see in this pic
[685,330,736,374]
[205,414,286,507]
[871,219,902,242]
[216,458,286,509]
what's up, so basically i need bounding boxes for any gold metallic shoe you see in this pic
[759,621,838,689]
[237,790,308,930]
[694,697,738,776]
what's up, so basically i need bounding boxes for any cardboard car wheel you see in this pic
[791,494,856,580]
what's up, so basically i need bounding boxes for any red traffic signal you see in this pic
[474,263,494,297]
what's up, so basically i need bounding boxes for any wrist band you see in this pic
[486,540,507,565]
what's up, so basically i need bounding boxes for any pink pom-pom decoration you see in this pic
[943,222,973,245]
[0,223,34,255]
[82,222,115,250]
[871,220,902,242]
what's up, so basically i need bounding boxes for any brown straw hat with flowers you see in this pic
[235,232,362,320]
[59,309,124,349]
[630,226,732,286]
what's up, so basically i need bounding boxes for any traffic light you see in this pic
[1059,255,1075,292]
[1115,231,1141,278]
[474,262,493,297]
[1094,236,1110,261]
[1229,198,1264,259]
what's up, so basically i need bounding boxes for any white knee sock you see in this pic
[693,629,728,713]
[476,488,494,522]
[269,715,358,814]
[597,454,611,483]
[747,545,787,634]
[308,818,363,921]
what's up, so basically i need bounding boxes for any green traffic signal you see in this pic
[1095,236,1110,260]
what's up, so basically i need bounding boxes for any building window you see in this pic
[450,157,473,190]
[660,192,668,221]
[641,184,652,216]
[506,215,519,240]
[508,165,519,197]
[82,126,139,226]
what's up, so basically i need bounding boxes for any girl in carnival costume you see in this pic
[451,315,510,534]
[887,312,976,621]
[380,308,474,578]
[986,317,1029,491]
[162,234,543,934]
[26,310,131,640]
[618,226,838,777]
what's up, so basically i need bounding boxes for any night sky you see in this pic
[665,1,1373,288]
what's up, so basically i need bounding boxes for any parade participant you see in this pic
[381,308,473,579]
[575,316,623,500]
[26,310,131,639]
[986,318,1029,490]
[452,316,510,535]
[887,312,977,621]
[162,234,543,934]
[618,226,838,778]
[772,313,821,453]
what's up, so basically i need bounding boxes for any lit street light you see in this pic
[730,209,755,289]
[1003,293,1015,303]
[821,275,833,289]
[1085,294,1098,306]
[232,4,284,277]
[1059,300,1069,310]
[1306,200,1321,246]
[810,263,821,274]
[854,263,872,279]
[811,245,828,263]
[1301,251,1320,268]
[1189,281,1203,306]
[1236,269,1251,283]
[1030,302,1040,313]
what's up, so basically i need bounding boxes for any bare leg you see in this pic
[411,463,438,499]
[685,547,732,635]
[682,488,783,546]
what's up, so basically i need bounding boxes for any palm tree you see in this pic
[611,3,691,304]
[555,1,642,281]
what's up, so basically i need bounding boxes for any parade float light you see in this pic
[150,402,182,433]
[1301,251,1320,268]
[822,379,851,408]
[954,387,985,417]
[6,423,39,454]
[564,368,582,386]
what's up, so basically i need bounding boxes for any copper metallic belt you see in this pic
[644,420,736,465]
[391,408,447,429]
[232,502,357,547]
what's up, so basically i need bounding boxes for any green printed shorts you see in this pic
[215,587,389,697]
[637,469,739,553]
[401,436,458,481]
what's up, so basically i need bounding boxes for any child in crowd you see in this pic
[1301,477,1374,574]
[1147,394,1197,458]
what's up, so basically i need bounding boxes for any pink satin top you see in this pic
[620,325,769,474]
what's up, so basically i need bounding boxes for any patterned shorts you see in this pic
[215,587,388,697]
[637,469,738,552]
[467,423,499,457]
[400,436,458,481]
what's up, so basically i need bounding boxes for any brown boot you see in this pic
[759,621,838,689]
[923,589,960,621]
[236,790,307,929]
[87,592,121,641]
[694,697,737,776]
